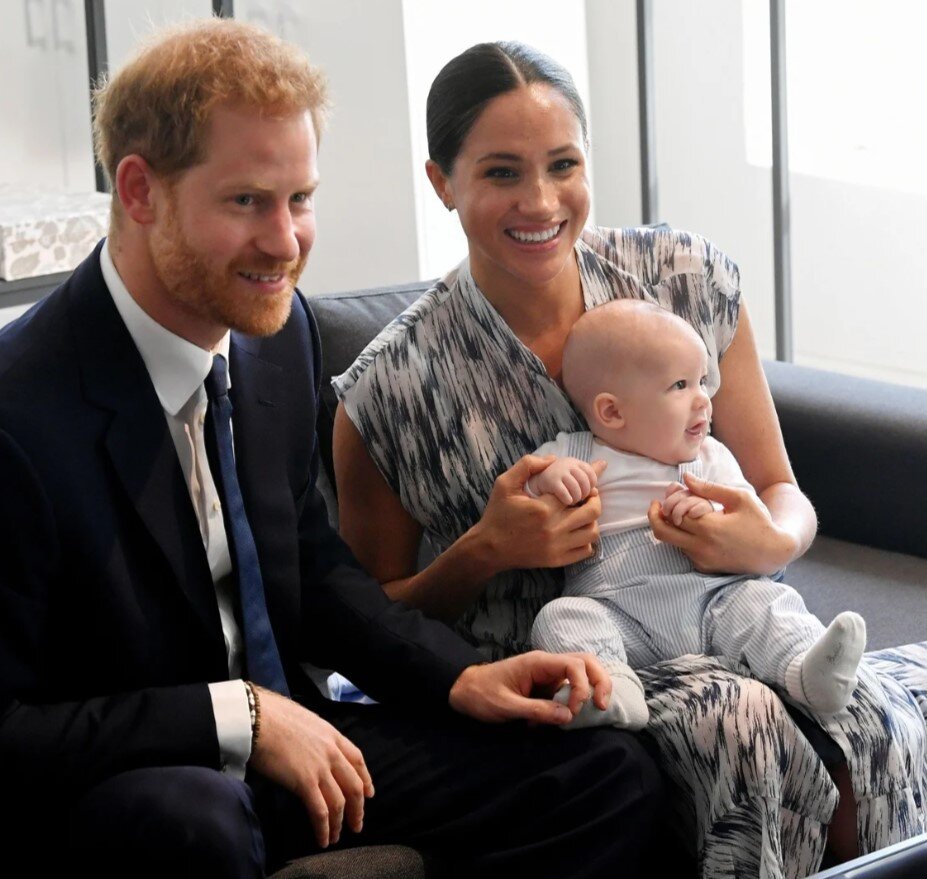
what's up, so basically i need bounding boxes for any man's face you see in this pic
[149,103,319,342]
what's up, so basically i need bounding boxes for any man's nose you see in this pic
[256,204,301,262]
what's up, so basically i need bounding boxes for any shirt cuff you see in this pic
[208,679,252,780]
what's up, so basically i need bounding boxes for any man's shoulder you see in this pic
[0,274,77,401]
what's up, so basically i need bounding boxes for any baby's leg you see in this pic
[705,580,865,713]
[531,596,649,730]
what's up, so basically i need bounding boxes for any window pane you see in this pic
[785,0,927,387]
[653,0,776,357]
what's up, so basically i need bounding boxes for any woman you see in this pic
[332,42,927,877]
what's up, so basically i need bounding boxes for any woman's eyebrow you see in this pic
[476,151,522,164]
[475,144,578,164]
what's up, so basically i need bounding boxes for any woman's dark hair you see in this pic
[426,41,588,174]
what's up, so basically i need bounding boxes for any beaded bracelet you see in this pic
[244,681,262,746]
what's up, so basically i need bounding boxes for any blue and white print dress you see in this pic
[335,226,927,879]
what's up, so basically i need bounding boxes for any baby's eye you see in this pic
[672,379,687,390]
[699,376,709,387]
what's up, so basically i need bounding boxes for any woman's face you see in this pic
[429,83,590,298]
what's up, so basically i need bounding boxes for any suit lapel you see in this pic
[229,335,299,654]
[69,245,223,641]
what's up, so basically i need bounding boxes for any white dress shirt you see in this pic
[100,241,252,777]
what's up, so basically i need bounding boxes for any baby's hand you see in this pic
[527,457,606,506]
[661,481,715,526]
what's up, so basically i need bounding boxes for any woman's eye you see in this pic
[551,158,579,172]
[485,167,517,180]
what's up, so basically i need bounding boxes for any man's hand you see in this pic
[526,457,607,506]
[661,480,716,526]
[248,687,374,849]
[448,651,612,725]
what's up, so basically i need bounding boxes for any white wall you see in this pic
[648,0,777,356]
[584,0,642,229]
[238,0,423,296]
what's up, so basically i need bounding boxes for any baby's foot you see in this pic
[554,662,649,730]
[788,612,866,713]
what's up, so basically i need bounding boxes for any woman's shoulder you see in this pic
[580,225,740,295]
[332,266,463,402]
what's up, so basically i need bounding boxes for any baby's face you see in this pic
[609,324,712,465]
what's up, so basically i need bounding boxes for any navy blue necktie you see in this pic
[204,354,289,696]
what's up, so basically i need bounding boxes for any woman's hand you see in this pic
[661,481,716,526]
[648,473,798,575]
[471,454,603,576]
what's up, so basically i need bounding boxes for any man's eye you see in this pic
[291,192,312,204]
[233,194,255,207]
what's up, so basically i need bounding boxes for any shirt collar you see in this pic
[101,239,231,416]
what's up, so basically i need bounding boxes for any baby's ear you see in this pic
[593,393,624,430]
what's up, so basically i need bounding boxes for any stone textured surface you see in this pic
[0,185,110,280]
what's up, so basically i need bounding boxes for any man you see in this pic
[0,19,662,877]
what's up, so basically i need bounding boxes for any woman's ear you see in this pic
[425,159,455,211]
[593,392,624,431]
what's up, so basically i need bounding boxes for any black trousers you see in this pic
[55,700,664,879]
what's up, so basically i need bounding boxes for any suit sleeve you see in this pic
[292,296,482,707]
[0,428,220,797]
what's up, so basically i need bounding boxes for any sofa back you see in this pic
[309,285,927,561]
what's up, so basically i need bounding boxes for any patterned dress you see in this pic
[335,226,927,878]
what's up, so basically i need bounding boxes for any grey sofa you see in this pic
[273,280,927,877]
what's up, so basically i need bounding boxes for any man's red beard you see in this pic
[150,200,305,338]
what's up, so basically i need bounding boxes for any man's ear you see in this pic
[425,159,454,211]
[114,154,161,226]
[593,392,624,430]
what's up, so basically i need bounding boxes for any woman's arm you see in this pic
[333,404,601,624]
[648,303,817,574]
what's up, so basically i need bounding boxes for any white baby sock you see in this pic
[785,611,866,714]
[554,661,649,731]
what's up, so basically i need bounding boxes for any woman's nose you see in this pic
[520,177,557,216]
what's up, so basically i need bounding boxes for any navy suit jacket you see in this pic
[0,241,479,799]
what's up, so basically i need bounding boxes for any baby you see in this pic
[527,299,866,730]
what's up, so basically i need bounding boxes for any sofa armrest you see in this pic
[764,360,927,560]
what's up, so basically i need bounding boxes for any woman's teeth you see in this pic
[508,225,561,243]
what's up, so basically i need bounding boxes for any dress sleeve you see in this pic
[701,437,757,495]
